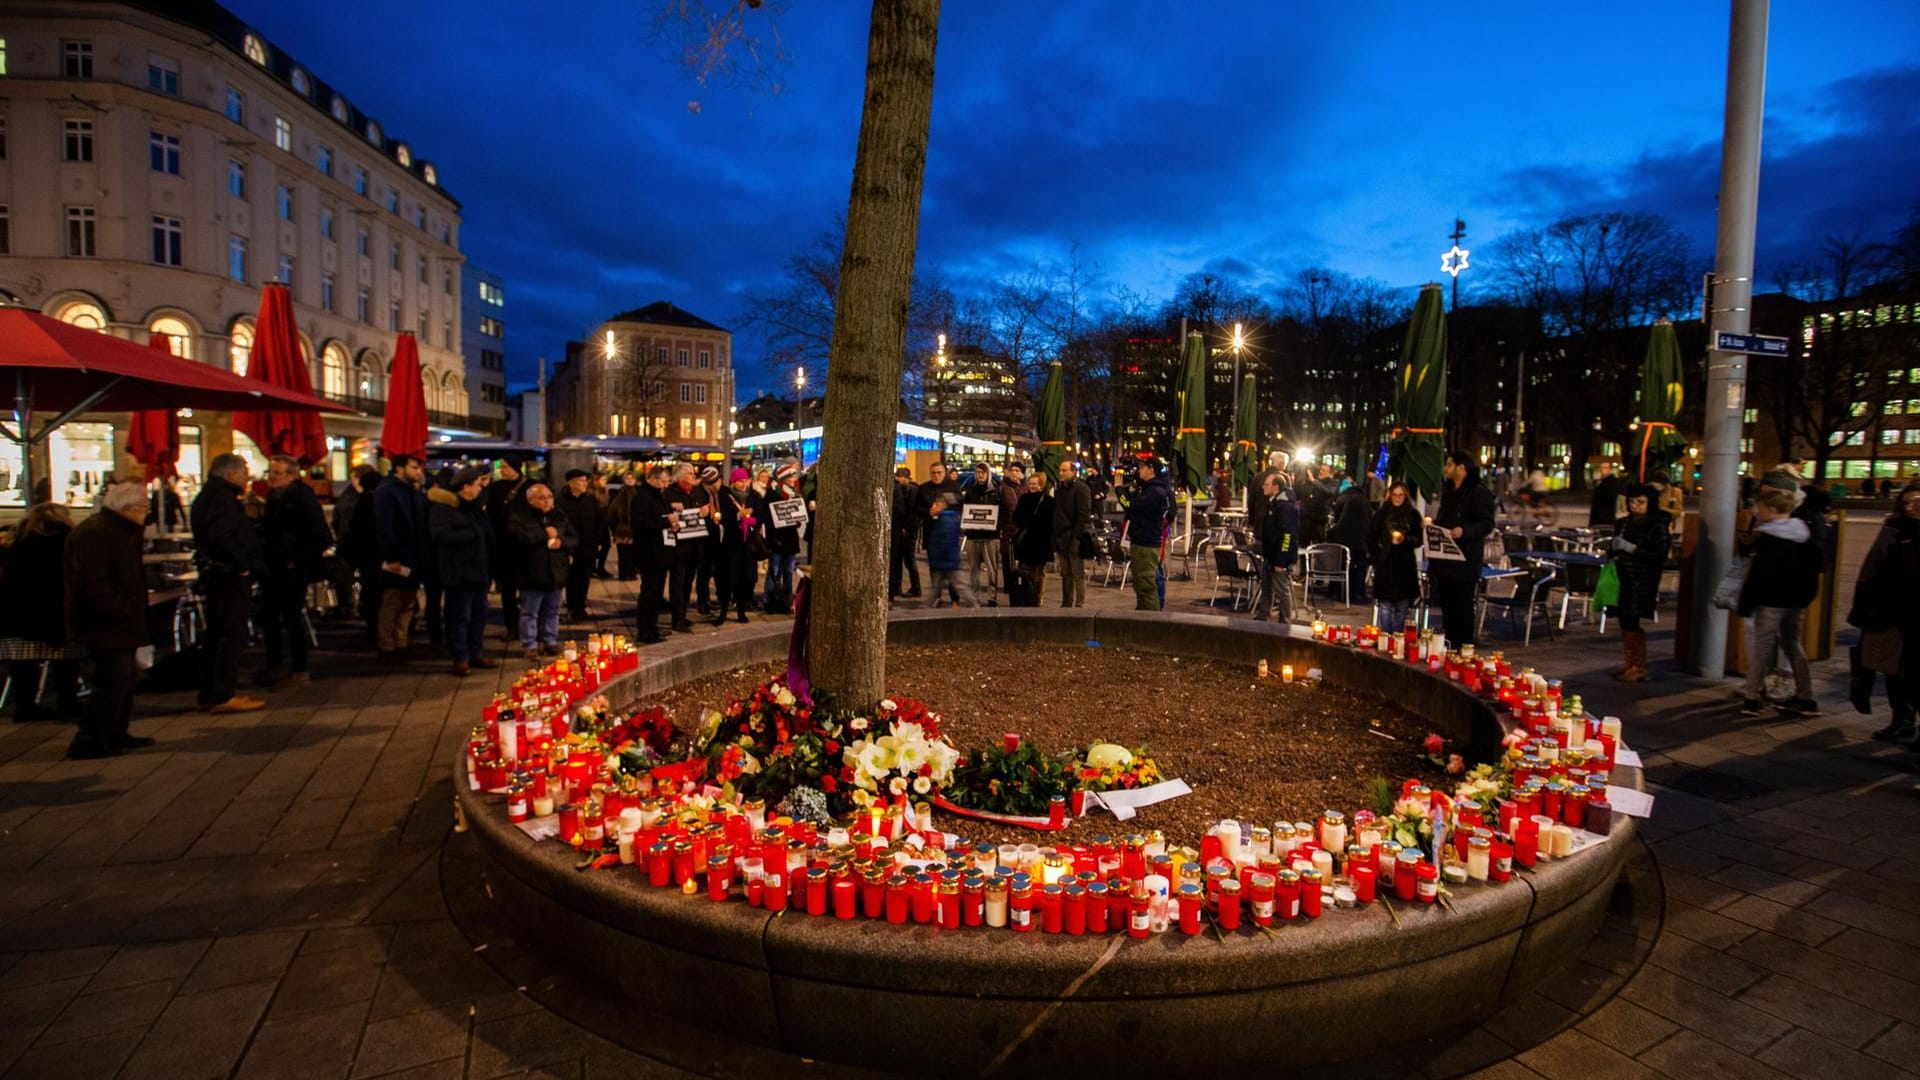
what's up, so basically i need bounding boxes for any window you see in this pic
[228,235,246,282]
[679,383,692,403]
[365,120,380,146]
[330,96,348,123]
[478,281,504,305]
[679,417,692,439]
[354,167,368,196]
[1907,430,1920,446]
[224,85,244,124]
[698,349,710,369]
[0,37,7,76]
[356,286,369,323]
[1884,429,1901,446]
[389,243,400,270]
[656,346,668,364]
[319,208,333,240]
[417,257,427,283]
[242,33,267,66]
[151,216,182,266]
[442,267,452,295]
[276,185,293,220]
[395,143,411,167]
[416,310,427,337]
[321,344,348,398]
[438,221,450,243]
[0,204,8,255]
[677,349,689,367]
[150,316,192,359]
[478,316,502,337]
[1743,407,1758,424]
[356,229,368,257]
[1848,431,1867,447]
[413,206,425,230]
[320,272,334,312]
[389,299,400,331]
[694,384,708,404]
[443,319,453,347]
[274,117,292,152]
[227,159,246,198]
[316,144,331,176]
[277,255,293,285]
[63,40,92,79]
[147,56,179,95]
[149,131,181,175]
[1739,437,1754,453]
[1890,401,1906,417]
[386,188,398,213]
[290,67,309,95]
[696,418,708,440]
[1908,399,1920,415]
[65,206,95,256]
[230,322,253,375]
[63,119,93,162]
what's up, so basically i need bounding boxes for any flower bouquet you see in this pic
[837,698,960,809]
[942,739,1077,821]
[706,679,843,807]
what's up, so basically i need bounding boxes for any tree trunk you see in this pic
[811,0,940,710]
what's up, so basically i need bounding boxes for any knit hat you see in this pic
[781,464,803,480]
[698,466,720,483]
[564,468,589,481]
[452,465,488,489]
[730,467,751,483]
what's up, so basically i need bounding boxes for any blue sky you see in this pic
[236,1,1920,396]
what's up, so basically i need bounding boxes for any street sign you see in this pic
[1714,331,1789,356]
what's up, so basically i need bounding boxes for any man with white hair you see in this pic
[64,483,151,758]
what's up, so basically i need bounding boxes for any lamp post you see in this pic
[1441,220,1469,313]
[794,365,807,466]
[933,333,948,462]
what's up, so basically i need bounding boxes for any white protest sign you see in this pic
[1425,522,1465,561]
[769,497,808,529]
[961,504,1000,530]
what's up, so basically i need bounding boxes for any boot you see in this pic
[1615,630,1650,682]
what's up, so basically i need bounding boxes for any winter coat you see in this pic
[606,483,636,543]
[925,504,963,572]
[557,487,603,559]
[428,487,493,591]
[191,474,267,577]
[1588,474,1622,528]
[629,483,677,571]
[1848,514,1920,635]
[1428,476,1496,583]
[961,478,1001,541]
[1368,500,1424,602]
[1,523,71,643]
[64,510,148,650]
[765,482,803,555]
[999,478,1023,543]
[1737,516,1820,615]
[264,480,332,584]
[509,505,577,591]
[1124,476,1173,548]
[919,479,961,550]
[891,479,924,539]
[1013,490,1056,567]
[718,488,758,552]
[343,475,381,568]
[1609,510,1671,620]
[1051,478,1092,553]
[1259,496,1300,570]
[1330,488,1372,554]
[485,473,530,577]
[373,477,429,573]
[664,481,713,555]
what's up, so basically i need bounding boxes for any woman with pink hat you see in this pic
[713,467,764,625]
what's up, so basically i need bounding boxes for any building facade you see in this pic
[464,263,505,433]
[547,301,734,452]
[927,342,1028,458]
[0,0,469,499]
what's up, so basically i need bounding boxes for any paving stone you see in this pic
[1715,894,1846,947]
[1636,1029,1795,1080]
[1574,999,1680,1057]
[1515,1028,1659,1080]
[85,938,212,992]
[349,1003,471,1079]
[1728,930,1920,1026]
[234,999,371,1080]
[0,945,117,989]
[264,946,385,1018]
[33,977,178,1046]
[1661,898,1757,949]
[180,932,303,994]
[1481,995,1579,1051]
[1735,972,1895,1048]
[1820,927,1920,988]
[1707,862,1828,907]
[1754,1026,1907,1080]
[0,1027,145,1080]
[1643,934,1769,995]
[1617,967,1792,1056]
[1863,1021,1920,1072]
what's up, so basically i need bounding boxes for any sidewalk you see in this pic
[0,563,1912,1079]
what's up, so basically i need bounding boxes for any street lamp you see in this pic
[933,333,948,461]
[1228,321,1246,499]
[794,366,807,465]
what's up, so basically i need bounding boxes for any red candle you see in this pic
[1299,870,1323,918]
[1011,880,1036,933]
[1002,732,1022,753]
[1216,879,1242,930]
[963,877,985,926]
[1177,884,1202,935]
[1350,864,1377,903]
[805,868,828,916]
[706,855,731,902]
[938,884,960,930]
[1394,856,1420,902]
[1275,870,1301,920]
[647,842,671,887]
[861,872,885,918]
[884,875,910,924]
[1040,884,1064,933]
[1064,885,1087,935]
[833,878,857,920]
[1127,887,1152,938]
[910,874,935,924]
[762,866,787,911]
[746,876,765,907]
[1250,873,1276,927]
[557,804,582,845]
[671,841,694,886]
[1121,837,1146,880]
[1416,861,1440,903]
[1490,839,1514,882]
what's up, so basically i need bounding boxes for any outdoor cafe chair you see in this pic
[1477,560,1560,645]
[1209,547,1260,611]
[1556,557,1607,632]
[1302,543,1350,606]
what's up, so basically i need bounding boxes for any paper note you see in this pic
[1605,785,1656,819]
[1614,747,1643,768]
[1088,778,1193,821]
[514,814,561,842]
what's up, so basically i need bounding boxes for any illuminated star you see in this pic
[1441,244,1471,278]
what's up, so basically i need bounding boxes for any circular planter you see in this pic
[456,610,1641,1076]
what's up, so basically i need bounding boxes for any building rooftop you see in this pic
[603,302,728,333]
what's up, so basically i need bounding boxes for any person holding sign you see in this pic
[1429,450,1496,648]
[714,468,761,626]
[962,463,1003,606]
[664,463,714,633]
[630,464,675,643]
[761,463,804,613]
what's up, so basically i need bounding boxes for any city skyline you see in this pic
[233,1,1920,398]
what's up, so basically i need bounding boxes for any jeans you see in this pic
[965,538,1001,600]
[377,575,418,653]
[1374,599,1413,633]
[199,571,253,706]
[1129,546,1162,611]
[260,573,311,673]
[445,587,489,664]
[1743,606,1811,700]
[1055,548,1085,608]
[1255,566,1293,622]
[765,553,796,605]
[926,570,974,607]
[519,588,562,648]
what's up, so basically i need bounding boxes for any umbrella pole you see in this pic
[13,371,30,506]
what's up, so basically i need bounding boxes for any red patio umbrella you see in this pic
[125,334,181,480]
[0,307,345,503]
[232,283,329,466]
[380,332,429,460]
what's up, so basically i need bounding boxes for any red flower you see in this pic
[1423,733,1446,757]
[824,740,840,754]
[919,763,932,777]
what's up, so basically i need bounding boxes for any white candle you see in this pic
[1601,716,1623,740]
[617,830,636,864]
[826,827,849,849]
[1551,824,1574,858]
[497,718,519,762]
[1531,815,1556,860]
[1216,821,1243,866]
[1312,849,1334,882]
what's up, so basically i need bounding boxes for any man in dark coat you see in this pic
[557,469,604,620]
[606,469,640,581]
[1252,473,1301,623]
[259,455,332,686]
[510,481,577,658]
[486,455,531,637]
[1123,459,1174,611]
[343,467,384,646]
[1051,461,1093,608]
[1588,463,1622,528]
[190,453,267,712]
[1330,483,1373,602]
[663,463,714,632]
[630,464,677,642]
[430,466,497,675]
[64,483,151,759]
[1735,487,1820,714]
[890,466,924,600]
[998,462,1026,599]
[373,454,429,663]
[1429,450,1497,649]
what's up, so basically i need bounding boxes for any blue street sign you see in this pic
[1714,331,1790,356]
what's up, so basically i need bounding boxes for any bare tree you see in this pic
[739,227,842,380]
[608,338,676,438]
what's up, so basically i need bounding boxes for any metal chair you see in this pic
[1557,558,1606,631]
[1477,560,1560,645]
[1209,547,1260,611]
[1302,543,1350,606]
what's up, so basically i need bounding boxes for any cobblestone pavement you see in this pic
[0,553,1914,1079]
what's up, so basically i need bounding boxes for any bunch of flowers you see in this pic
[596,704,676,759]
[1385,791,1436,850]
[1421,732,1465,776]
[944,740,1076,817]
[1451,762,1509,817]
[837,698,960,809]
[706,680,843,803]
[1074,742,1162,793]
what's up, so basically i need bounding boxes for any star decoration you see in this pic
[1441,244,1470,278]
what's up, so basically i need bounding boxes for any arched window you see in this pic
[290,67,310,96]
[149,315,195,359]
[229,320,254,376]
[442,371,463,416]
[331,95,349,123]
[420,367,438,412]
[365,120,380,147]
[243,33,267,66]
[320,343,349,399]
[353,351,381,401]
[54,300,105,329]
[395,143,411,167]
[423,164,437,186]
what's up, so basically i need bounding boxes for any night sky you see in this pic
[236,1,1920,397]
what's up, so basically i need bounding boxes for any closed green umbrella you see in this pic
[1388,283,1448,499]
[1173,331,1208,494]
[1630,318,1686,483]
[1032,360,1067,483]
[1229,372,1259,493]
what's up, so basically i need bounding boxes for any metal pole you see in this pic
[14,370,31,506]
[1691,0,1769,678]
[1511,351,1526,477]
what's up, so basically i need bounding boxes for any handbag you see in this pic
[1592,561,1621,609]
[1711,556,1747,611]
